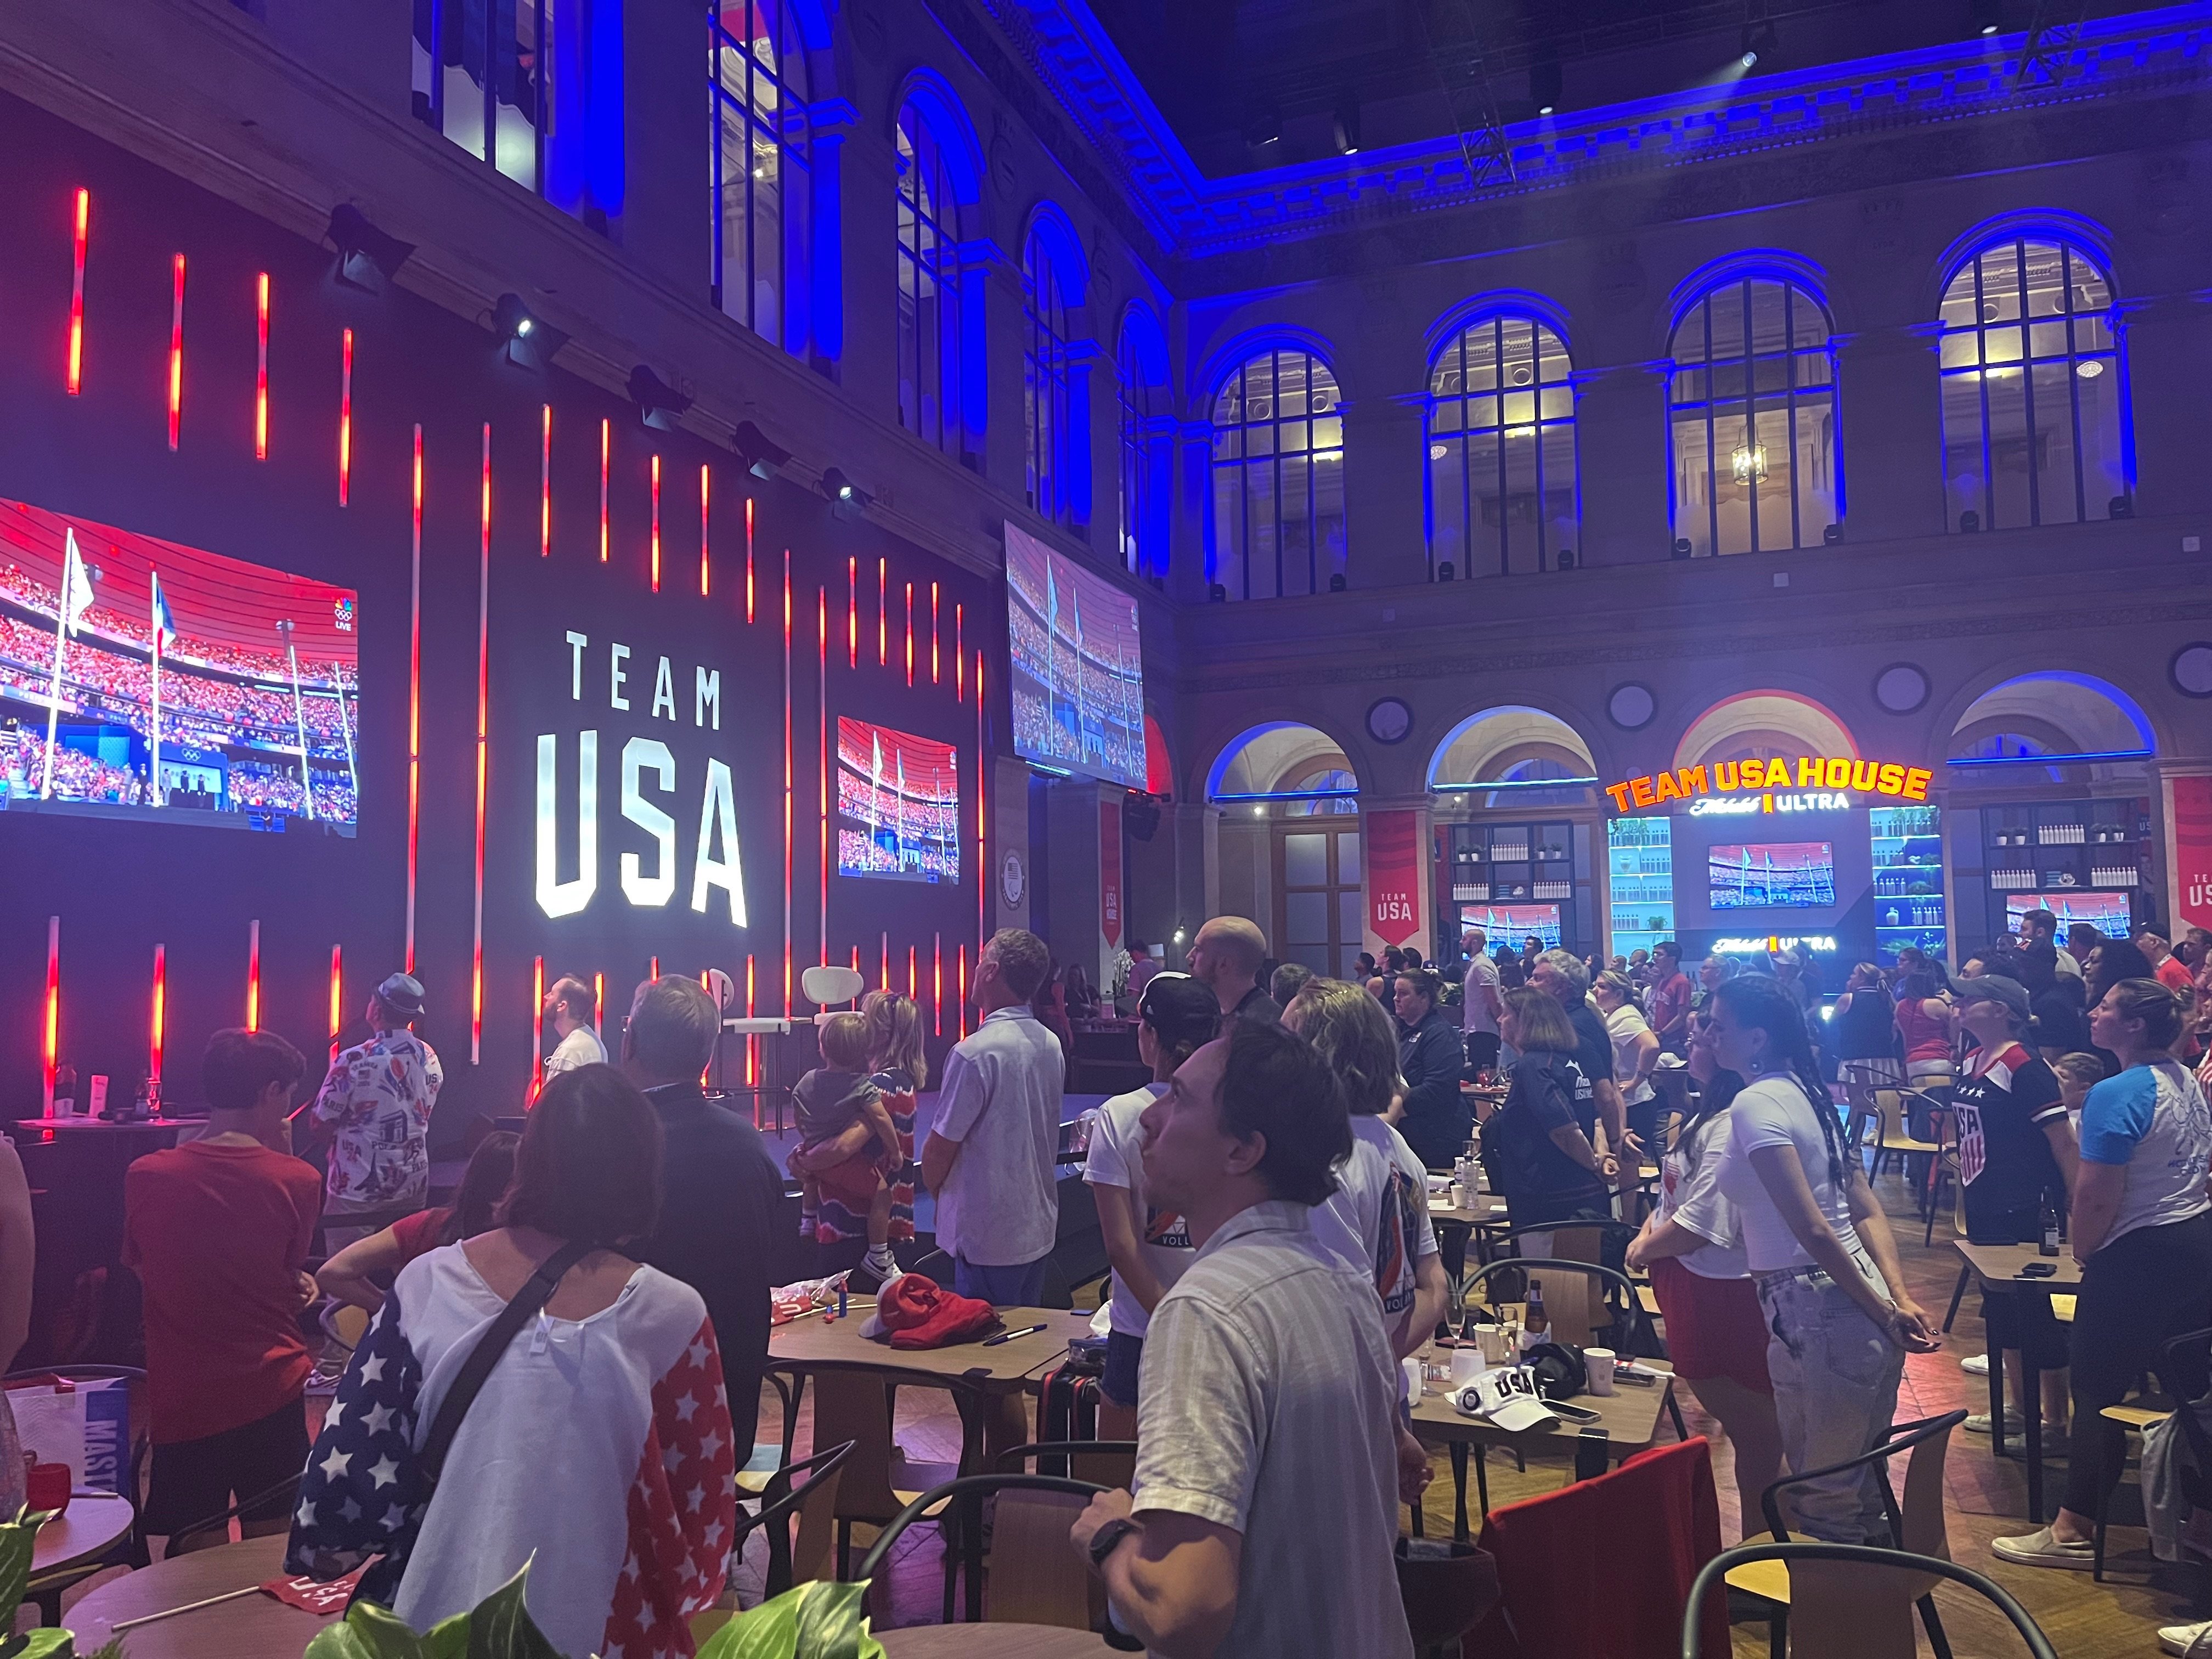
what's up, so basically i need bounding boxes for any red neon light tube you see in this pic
[42,918,58,1113]
[540,404,552,557]
[594,972,605,1034]
[878,558,887,665]
[934,933,943,1036]
[818,586,828,967]
[699,464,711,597]
[329,944,342,1038]
[531,957,545,1102]
[744,955,757,1088]
[782,552,793,1017]
[254,272,269,460]
[932,583,940,685]
[847,557,857,668]
[473,422,492,1063]
[651,956,660,982]
[66,190,87,396]
[881,932,889,991]
[956,605,964,702]
[977,651,987,955]
[745,498,755,624]
[167,254,185,450]
[599,418,610,563]
[649,455,662,592]
[151,943,167,1093]
[905,583,914,687]
[338,329,354,505]
[406,426,422,972]
[958,944,968,1040]
[908,946,917,999]
[247,918,261,1033]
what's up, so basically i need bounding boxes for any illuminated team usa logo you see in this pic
[1606,756,1933,814]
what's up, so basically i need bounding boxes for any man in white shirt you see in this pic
[1460,927,1503,1073]
[540,975,606,1082]
[1070,1020,1424,1658]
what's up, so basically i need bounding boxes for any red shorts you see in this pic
[1649,1256,1773,1393]
[811,1152,886,1209]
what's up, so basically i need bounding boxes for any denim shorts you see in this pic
[1101,1329,1144,1408]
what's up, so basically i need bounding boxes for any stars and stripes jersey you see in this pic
[286,1244,736,1659]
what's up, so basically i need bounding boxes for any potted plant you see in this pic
[0,1504,122,1658]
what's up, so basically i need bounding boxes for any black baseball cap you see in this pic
[1139,972,1221,1050]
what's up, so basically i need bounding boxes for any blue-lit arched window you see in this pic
[1427,313,1576,577]
[1209,349,1345,601]
[896,105,967,459]
[1939,236,2126,530]
[710,2,810,353]
[1117,308,1169,577]
[1668,278,1838,555]
[1023,229,1072,525]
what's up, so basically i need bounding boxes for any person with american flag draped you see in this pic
[286,1066,736,1659]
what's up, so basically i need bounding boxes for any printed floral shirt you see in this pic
[311,1029,443,1206]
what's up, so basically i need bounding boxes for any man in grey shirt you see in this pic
[1070,1020,1424,1658]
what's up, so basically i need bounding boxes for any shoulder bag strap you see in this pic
[417,1238,601,1490]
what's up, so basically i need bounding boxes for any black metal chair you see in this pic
[732,1438,854,1599]
[853,1472,1108,1630]
[2093,1323,2212,1582]
[1684,1543,2059,1659]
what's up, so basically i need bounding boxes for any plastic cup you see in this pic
[1585,1347,1617,1396]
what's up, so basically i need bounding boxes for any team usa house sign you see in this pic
[1604,756,1934,816]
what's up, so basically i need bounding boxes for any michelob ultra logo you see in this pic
[1605,757,1932,813]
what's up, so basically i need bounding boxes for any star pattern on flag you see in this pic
[285,1285,427,1601]
[600,1317,736,1659]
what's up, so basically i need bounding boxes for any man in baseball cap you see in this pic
[300,970,443,1269]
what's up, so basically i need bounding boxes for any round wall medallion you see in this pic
[999,850,1028,909]
[2172,642,2212,698]
[1366,697,1413,744]
[1606,682,1656,731]
[1874,663,1930,715]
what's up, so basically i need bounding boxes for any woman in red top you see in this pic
[315,1131,519,1313]
[1892,969,1955,1085]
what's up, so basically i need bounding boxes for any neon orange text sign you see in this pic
[1606,757,1932,813]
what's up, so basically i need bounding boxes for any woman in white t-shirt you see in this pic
[1081,973,1222,1438]
[1285,978,1448,1361]
[1593,970,1661,1155]
[1706,976,1939,1544]
[1624,1020,1780,1538]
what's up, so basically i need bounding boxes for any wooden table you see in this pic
[1409,1359,1680,1539]
[768,1304,1091,1390]
[877,1626,1108,1656]
[1956,1240,2083,1524]
[65,1534,332,1657]
[32,1492,134,1576]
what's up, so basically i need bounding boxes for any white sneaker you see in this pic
[1961,1353,1990,1375]
[1990,1526,2095,1570]
[2158,1620,2212,1656]
[1965,1412,2025,1436]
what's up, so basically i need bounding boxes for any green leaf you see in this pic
[302,1598,430,1659]
[11,1629,75,1659]
[464,1559,564,1659]
[0,1508,53,1627]
[695,1587,797,1659]
[425,1611,472,1659]
[696,1582,881,1659]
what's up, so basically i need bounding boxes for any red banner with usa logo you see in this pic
[1367,809,1420,947]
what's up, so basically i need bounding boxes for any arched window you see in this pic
[710,2,810,353]
[1022,230,1073,525]
[1427,313,1576,576]
[1209,349,1345,601]
[895,105,967,459]
[1668,278,1838,555]
[1117,308,1168,577]
[1938,236,2125,530]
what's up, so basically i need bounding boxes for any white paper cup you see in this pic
[1402,1356,1425,1402]
[1585,1347,1617,1396]
[1449,1346,1485,1387]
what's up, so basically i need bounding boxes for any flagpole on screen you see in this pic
[41,528,91,800]
[149,572,164,808]
[278,620,317,820]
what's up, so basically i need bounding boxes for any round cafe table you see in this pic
[64,1533,332,1658]
[31,1492,135,1577]
[877,1627,1109,1656]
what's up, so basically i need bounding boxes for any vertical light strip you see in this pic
[818,586,828,970]
[847,557,857,668]
[908,945,917,1000]
[958,944,968,1039]
[540,404,552,557]
[406,426,423,972]
[167,254,185,450]
[338,329,354,504]
[246,918,261,1032]
[931,583,940,685]
[699,464,711,597]
[42,918,58,1113]
[329,944,343,1038]
[651,955,660,981]
[877,558,887,665]
[594,972,605,1035]
[531,956,545,1102]
[66,190,88,396]
[956,605,966,702]
[905,584,915,687]
[934,932,943,1036]
[151,943,167,1097]
[744,955,757,1089]
[977,650,987,957]
[880,931,889,991]
[649,454,662,592]
[472,422,492,1063]
[253,273,269,460]
[782,550,793,1017]
[745,497,755,624]
[598,417,610,563]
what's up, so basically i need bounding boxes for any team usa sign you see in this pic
[1604,757,1935,815]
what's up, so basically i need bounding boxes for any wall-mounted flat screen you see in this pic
[2004,891,2131,933]
[1457,902,1562,950]
[836,717,959,884]
[1709,842,1836,910]
[0,498,358,833]
[1006,521,1144,788]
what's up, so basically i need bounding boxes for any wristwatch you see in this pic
[1088,1516,1141,1573]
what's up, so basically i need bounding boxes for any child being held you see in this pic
[791,1012,904,1278]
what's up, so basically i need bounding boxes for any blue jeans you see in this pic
[952,1254,1049,1307]
[1757,1252,1906,1543]
[1101,1330,1145,1409]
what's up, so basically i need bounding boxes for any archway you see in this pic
[1205,723,1362,979]
[1673,690,1858,771]
[1429,706,1603,963]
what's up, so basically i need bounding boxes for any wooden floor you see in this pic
[756,1171,2207,1653]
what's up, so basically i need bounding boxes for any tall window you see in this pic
[413,0,551,194]
[1209,350,1345,601]
[1023,232,1071,524]
[1427,313,1576,576]
[1118,319,1160,575]
[710,1,809,352]
[1938,236,2125,530]
[1668,278,1837,555]
[896,109,966,459]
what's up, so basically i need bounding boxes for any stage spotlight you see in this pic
[1437,560,1455,581]
[1332,91,1362,155]
[1740,19,1778,69]
[1558,548,1576,571]
[628,365,693,431]
[732,420,791,481]
[492,292,567,368]
[326,204,415,293]
[1329,573,1347,592]
[1972,0,2003,33]
[1243,100,1282,151]
[1207,583,1227,602]
[1672,537,1694,558]
[819,467,870,517]
[1823,522,1844,544]
[1531,51,1562,116]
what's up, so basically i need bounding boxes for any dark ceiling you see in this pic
[1087,0,2138,174]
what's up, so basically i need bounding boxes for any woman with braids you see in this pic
[1707,975,1939,1543]
[1626,1019,1781,1539]
[1995,978,2212,1576]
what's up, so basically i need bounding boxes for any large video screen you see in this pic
[0,499,358,833]
[1457,903,1562,950]
[1006,522,1144,788]
[1709,842,1835,910]
[2005,891,2131,934]
[836,718,959,885]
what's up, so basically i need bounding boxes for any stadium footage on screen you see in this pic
[1005,522,1144,789]
[0,498,358,834]
[836,718,959,884]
